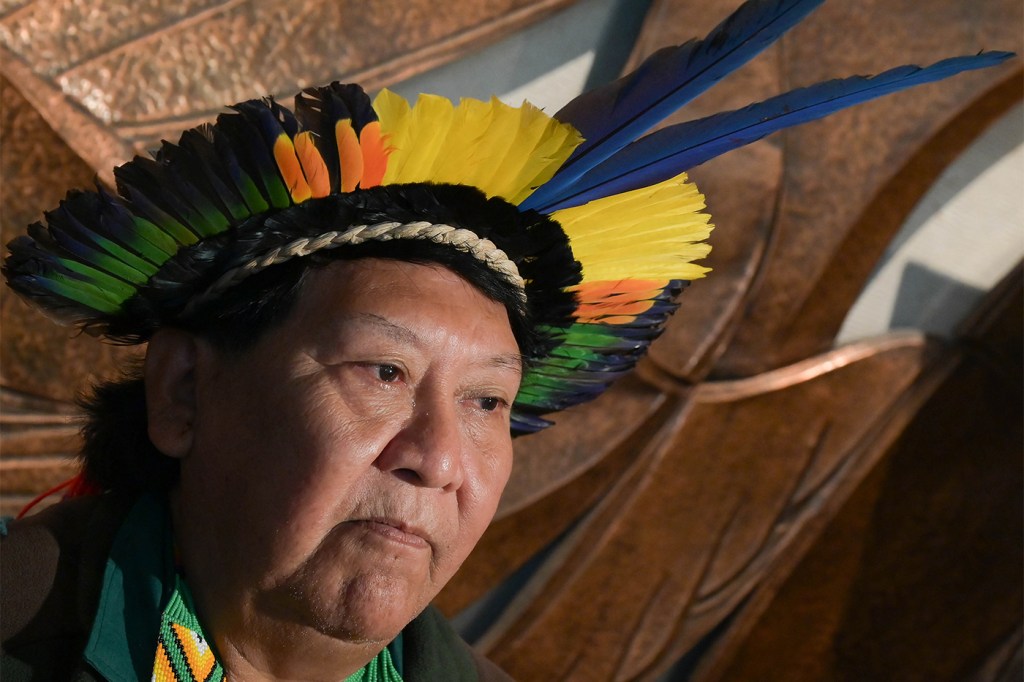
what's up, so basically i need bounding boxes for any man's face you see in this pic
[176,258,521,644]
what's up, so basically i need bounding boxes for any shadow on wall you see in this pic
[390,0,652,110]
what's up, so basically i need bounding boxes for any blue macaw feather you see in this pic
[535,51,1014,212]
[47,202,155,281]
[176,128,251,222]
[510,410,554,435]
[222,106,291,209]
[522,0,825,211]
[94,188,176,263]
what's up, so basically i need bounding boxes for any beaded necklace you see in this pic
[152,576,402,682]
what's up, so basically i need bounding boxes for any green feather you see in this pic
[92,234,159,277]
[238,173,270,213]
[82,248,149,284]
[42,273,123,313]
[57,258,136,301]
[129,216,186,256]
[264,169,291,209]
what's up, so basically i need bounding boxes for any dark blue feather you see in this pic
[522,0,825,211]
[535,51,1014,211]
[224,104,291,208]
[510,410,553,435]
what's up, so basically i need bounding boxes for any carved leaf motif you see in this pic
[0,0,581,181]
[701,264,1022,682]
[481,336,948,680]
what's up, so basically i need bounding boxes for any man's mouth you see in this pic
[354,518,431,549]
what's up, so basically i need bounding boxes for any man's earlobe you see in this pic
[145,328,200,459]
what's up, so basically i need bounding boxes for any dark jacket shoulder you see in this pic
[1,494,134,681]
[404,606,514,681]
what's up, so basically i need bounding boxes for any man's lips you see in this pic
[352,518,431,549]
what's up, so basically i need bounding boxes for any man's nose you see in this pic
[376,396,465,491]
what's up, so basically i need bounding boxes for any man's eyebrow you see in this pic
[487,353,526,376]
[340,315,524,373]
[345,312,421,346]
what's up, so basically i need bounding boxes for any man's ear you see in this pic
[145,328,201,459]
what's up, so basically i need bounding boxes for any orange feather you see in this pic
[359,121,388,188]
[294,132,330,198]
[335,120,364,192]
[572,279,667,324]
[272,134,312,203]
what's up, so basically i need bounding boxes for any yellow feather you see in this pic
[374,90,581,202]
[374,89,412,184]
[552,173,714,282]
[388,94,454,183]
[506,110,582,204]
[455,97,519,189]
[431,97,499,187]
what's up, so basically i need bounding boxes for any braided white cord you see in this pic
[185,221,525,313]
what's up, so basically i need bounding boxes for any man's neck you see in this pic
[170,491,389,681]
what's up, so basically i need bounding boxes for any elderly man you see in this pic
[0,1,1009,679]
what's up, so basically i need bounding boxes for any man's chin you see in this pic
[263,571,432,645]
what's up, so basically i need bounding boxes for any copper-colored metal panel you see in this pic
[0,388,80,516]
[703,264,1022,682]
[482,336,946,680]
[501,373,674,517]
[0,0,582,183]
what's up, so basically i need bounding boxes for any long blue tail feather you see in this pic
[535,51,1014,212]
[523,0,825,211]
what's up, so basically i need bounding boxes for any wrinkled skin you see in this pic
[147,259,522,679]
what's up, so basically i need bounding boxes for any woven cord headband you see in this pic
[186,221,526,315]
[3,0,1012,435]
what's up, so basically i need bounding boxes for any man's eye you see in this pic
[376,364,400,382]
[478,397,502,412]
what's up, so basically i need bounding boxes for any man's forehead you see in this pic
[299,258,492,310]
[294,259,518,351]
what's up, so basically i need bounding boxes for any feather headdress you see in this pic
[4,0,1013,435]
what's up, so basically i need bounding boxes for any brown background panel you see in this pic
[480,336,946,680]
[703,267,1023,682]
[0,0,583,182]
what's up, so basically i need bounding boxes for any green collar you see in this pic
[84,493,175,682]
